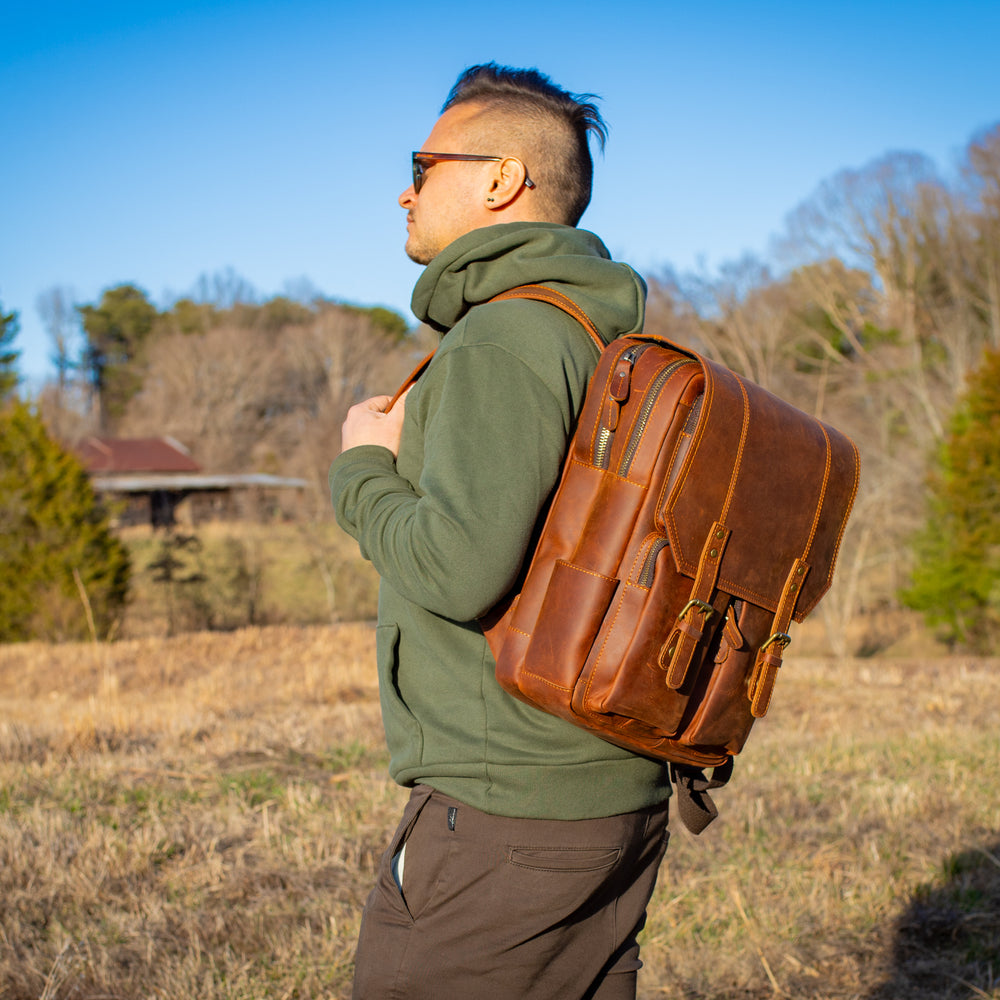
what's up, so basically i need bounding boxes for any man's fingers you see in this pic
[364,394,394,414]
[341,392,408,455]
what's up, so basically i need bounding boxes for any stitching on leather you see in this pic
[583,582,631,709]
[556,560,617,584]
[664,355,714,576]
[801,421,832,561]
[565,456,651,491]
[830,438,861,567]
[522,670,573,692]
[656,380,700,521]
[625,536,660,586]
[719,372,750,525]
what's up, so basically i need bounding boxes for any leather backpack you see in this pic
[393,285,860,832]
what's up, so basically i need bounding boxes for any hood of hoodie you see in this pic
[411,222,646,342]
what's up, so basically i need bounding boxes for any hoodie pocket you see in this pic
[376,623,424,765]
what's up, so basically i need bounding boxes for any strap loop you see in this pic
[670,759,734,835]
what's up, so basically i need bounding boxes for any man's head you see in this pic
[400,63,607,265]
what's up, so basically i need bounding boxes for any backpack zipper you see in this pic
[593,344,650,469]
[637,536,671,588]
[617,359,699,476]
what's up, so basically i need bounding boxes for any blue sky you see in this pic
[3,0,998,383]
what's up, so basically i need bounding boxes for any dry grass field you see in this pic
[1,627,998,999]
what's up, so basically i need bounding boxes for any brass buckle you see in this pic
[760,631,792,652]
[678,598,715,622]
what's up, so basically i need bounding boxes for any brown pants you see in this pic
[351,785,670,999]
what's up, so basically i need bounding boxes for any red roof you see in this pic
[76,436,202,474]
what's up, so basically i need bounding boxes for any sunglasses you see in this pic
[411,151,536,194]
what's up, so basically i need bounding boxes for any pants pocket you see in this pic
[374,785,433,917]
[507,846,622,872]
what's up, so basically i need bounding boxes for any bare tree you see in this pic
[120,303,417,515]
[36,285,78,392]
[192,268,258,309]
[962,124,1000,350]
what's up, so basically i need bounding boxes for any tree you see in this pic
[0,403,130,641]
[79,284,158,428]
[962,124,1000,351]
[902,347,1000,651]
[36,284,78,392]
[119,301,415,512]
[0,298,20,401]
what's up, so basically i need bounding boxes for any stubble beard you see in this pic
[404,223,439,266]
[405,240,435,265]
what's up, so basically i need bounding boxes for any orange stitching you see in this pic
[714,578,774,607]
[719,372,750,525]
[522,670,573,692]
[801,422,832,561]
[664,354,714,575]
[625,535,663,586]
[582,582,631,708]
[556,560,617,584]
[822,435,861,587]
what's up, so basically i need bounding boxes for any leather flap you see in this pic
[658,341,860,619]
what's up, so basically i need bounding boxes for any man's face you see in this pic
[399,103,494,265]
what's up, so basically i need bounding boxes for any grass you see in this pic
[1,630,998,998]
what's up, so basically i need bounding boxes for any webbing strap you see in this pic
[670,759,734,835]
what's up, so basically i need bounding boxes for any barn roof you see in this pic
[76,436,202,474]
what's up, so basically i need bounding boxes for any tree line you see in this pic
[2,121,998,648]
[34,276,421,516]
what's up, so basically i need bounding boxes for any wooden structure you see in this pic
[76,436,309,527]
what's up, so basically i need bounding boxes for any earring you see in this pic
[487,197,495,203]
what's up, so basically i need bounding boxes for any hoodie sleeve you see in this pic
[330,333,574,622]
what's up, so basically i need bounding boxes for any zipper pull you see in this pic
[605,347,639,431]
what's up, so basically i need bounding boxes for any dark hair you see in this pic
[441,63,607,226]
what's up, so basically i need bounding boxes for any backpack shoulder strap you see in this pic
[385,349,435,412]
[386,285,604,412]
[489,284,606,354]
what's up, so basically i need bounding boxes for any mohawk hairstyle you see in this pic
[441,63,607,226]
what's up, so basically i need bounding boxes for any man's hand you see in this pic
[340,390,409,457]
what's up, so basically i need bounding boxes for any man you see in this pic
[331,64,671,999]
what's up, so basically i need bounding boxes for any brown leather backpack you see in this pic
[392,285,860,832]
[481,286,860,832]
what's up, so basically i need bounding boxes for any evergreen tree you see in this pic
[0,403,130,641]
[79,284,158,427]
[902,348,1000,651]
[0,299,20,401]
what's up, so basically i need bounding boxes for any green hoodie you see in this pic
[330,222,670,819]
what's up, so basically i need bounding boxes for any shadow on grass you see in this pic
[867,840,1000,1000]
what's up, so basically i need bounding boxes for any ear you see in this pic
[484,157,532,211]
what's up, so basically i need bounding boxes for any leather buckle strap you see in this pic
[760,631,791,653]
[660,521,731,688]
[748,560,809,717]
[678,598,715,620]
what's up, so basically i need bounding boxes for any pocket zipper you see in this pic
[617,359,698,476]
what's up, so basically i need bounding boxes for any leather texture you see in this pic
[483,289,861,771]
